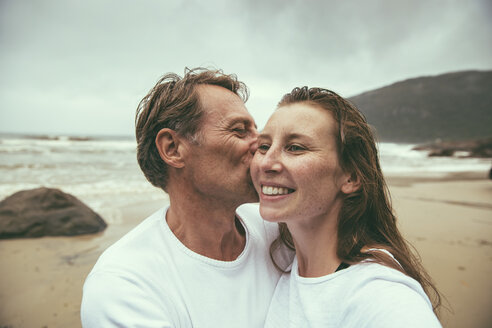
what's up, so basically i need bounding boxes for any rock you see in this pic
[413,137,492,158]
[0,187,106,239]
[428,148,455,157]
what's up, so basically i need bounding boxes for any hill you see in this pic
[348,70,492,143]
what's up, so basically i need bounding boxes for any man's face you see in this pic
[184,85,259,207]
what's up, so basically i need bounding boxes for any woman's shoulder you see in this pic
[341,262,440,327]
[269,260,440,328]
[349,260,420,289]
[348,250,423,298]
[360,247,402,267]
[347,262,433,310]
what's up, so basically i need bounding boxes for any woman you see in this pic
[251,87,441,327]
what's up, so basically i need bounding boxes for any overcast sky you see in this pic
[1,0,491,136]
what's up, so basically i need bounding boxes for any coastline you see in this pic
[0,172,491,327]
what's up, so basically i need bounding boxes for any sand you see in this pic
[388,174,492,327]
[1,174,491,327]
[0,199,167,328]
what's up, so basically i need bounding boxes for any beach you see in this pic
[0,197,168,328]
[0,173,490,327]
[0,136,491,327]
[387,173,492,327]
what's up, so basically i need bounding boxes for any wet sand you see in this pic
[0,173,491,327]
[0,198,167,328]
[387,174,492,327]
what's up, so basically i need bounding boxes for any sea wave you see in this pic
[0,137,136,155]
[379,143,491,174]
[0,136,490,206]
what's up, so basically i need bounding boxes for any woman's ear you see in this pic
[155,128,186,168]
[341,173,361,194]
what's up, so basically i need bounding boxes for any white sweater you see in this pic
[81,203,283,328]
[265,256,441,328]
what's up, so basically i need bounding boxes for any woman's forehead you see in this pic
[266,103,335,130]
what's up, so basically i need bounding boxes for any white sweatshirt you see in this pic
[265,256,442,328]
[82,203,284,328]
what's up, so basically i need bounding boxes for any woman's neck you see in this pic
[288,213,342,278]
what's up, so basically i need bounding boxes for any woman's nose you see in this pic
[260,148,282,173]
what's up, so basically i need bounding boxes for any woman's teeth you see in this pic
[262,186,293,195]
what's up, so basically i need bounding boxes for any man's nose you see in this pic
[249,128,259,154]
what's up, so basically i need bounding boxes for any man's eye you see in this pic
[232,127,247,136]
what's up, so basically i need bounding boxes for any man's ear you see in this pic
[155,128,186,168]
[341,173,361,195]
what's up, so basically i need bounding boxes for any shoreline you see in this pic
[0,173,491,327]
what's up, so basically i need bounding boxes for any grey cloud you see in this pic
[0,0,491,134]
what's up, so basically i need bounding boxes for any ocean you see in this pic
[0,134,166,223]
[1,134,490,221]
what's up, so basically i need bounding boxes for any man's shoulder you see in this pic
[236,203,278,241]
[89,206,167,275]
[81,204,180,327]
[236,202,261,218]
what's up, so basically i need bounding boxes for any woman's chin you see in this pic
[259,206,285,223]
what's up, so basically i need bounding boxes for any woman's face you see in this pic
[251,103,352,226]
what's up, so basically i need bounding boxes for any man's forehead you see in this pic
[197,85,253,122]
[196,84,241,106]
[206,110,256,129]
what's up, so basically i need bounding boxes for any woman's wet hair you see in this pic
[270,86,441,315]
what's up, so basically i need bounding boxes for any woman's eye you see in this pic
[287,144,305,152]
[257,144,270,153]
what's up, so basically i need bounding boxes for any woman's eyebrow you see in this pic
[257,133,311,142]
[257,133,271,140]
[285,133,306,141]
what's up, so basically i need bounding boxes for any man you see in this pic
[81,68,286,327]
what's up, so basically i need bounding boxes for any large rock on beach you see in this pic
[0,187,106,239]
[412,137,492,158]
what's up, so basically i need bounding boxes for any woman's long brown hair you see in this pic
[270,86,442,315]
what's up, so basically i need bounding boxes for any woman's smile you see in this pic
[251,103,350,225]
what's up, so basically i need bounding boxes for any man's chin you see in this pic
[247,191,259,203]
[247,181,259,203]
[237,189,259,205]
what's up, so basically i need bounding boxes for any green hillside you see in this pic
[349,70,492,143]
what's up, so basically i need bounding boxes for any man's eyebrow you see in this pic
[228,118,256,128]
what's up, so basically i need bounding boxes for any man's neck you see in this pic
[165,193,246,261]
